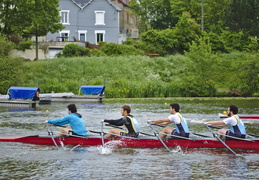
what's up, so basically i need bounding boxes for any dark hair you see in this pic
[229,105,238,114]
[170,103,180,112]
[122,105,131,113]
[67,104,77,113]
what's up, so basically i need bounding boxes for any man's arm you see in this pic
[103,117,124,126]
[147,118,171,125]
[204,121,226,127]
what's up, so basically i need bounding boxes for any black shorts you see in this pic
[68,130,83,136]
[120,132,139,138]
[171,130,189,138]
[226,131,246,140]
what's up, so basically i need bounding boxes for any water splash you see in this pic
[171,146,185,155]
[97,146,113,155]
[97,140,123,155]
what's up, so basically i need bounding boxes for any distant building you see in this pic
[46,0,139,45]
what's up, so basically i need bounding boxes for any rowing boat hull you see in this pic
[0,135,258,150]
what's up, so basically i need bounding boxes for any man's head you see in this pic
[67,104,77,113]
[121,105,131,116]
[170,103,180,112]
[228,105,238,116]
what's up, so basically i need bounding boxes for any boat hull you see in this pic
[0,135,258,150]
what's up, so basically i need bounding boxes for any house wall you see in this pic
[11,49,49,61]
[47,0,120,44]
[112,0,139,40]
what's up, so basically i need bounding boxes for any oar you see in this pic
[101,122,105,147]
[205,124,238,156]
[105,124,155,137]
[148,122,171,152]
[46,123,60,150]
[210,126,259,138]
[152,124,211,138]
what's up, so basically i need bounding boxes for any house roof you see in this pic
[71,0,121,11]
[118,0,130,5]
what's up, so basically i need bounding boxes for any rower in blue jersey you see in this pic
[101,105,140,138]
[47,104,87,137]
[147,103,190,138]
[204,105,246,139]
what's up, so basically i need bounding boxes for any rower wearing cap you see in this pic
[147,103,190,138]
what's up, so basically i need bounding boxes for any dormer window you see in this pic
[95,11,105,25]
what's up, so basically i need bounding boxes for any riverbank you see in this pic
[18,52,259,98]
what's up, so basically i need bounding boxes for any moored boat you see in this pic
[219,113,259,119]
[0,135,258,150]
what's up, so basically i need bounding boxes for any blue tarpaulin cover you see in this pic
[80,85,105,95]
[8,86,39,99]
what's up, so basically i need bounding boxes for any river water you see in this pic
[0,97,259,180]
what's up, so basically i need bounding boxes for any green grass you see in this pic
[18,52,259,97]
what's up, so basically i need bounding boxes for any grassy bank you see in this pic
[19,52,259,98]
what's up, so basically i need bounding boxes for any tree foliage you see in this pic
[0,0,63,37]
[129,0,178,31]
[0,36,23,94]
[0,0,64,59]
[224,0,259,37]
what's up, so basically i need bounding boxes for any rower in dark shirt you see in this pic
[101,105,140,138]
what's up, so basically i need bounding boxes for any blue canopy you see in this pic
[8,86,39,99]
[80,85,105,95]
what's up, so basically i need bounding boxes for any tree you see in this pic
[170,0,231,32]
[0,0,64,60]
[173,12,201,53]
[224,0,259,37]
[129,0,178,31]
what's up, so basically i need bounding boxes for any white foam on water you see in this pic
[97,146,113,155]
[97,140,123,155]
[170,145,185,155]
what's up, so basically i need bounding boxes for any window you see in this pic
[78,30,87,42]
[95,11,105,25]
[59,30,70,41]
[60,10,70,25]
[95,30,105,44]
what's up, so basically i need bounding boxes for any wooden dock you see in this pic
[40,92,104,103]
[0,100,36,108]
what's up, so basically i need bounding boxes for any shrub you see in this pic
[0,35,14,56]
[100,43,145,56]
[15,39,32,50]
[0,57,24,94]
[62,44,90,57]
[90,48,106,57]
